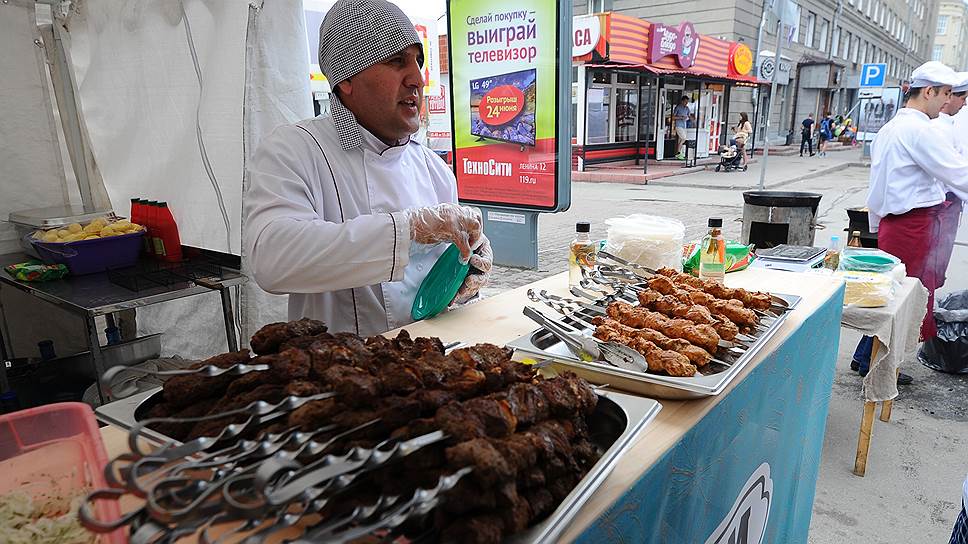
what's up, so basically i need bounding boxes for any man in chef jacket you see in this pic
[244,0,493,336]
[935,73,968,157]
[851,62,968,383]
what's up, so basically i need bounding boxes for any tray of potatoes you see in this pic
[32,217,144,243]
[30,218,146,275]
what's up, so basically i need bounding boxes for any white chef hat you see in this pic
[909,61,961,88]
[953,72,968,93]
[318,0,422,89]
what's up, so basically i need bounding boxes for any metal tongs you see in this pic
[523,306,648,373]
[597,250,658,278]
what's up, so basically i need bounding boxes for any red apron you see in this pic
[877,194,962,340]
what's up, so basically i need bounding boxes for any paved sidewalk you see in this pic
[572,142,863,186]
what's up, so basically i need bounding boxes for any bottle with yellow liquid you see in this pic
[698,217,725,283]
[569,222,597,287]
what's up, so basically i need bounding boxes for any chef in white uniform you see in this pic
[935,73,968,157]
[244,0,492,336]
[862,61,968,360]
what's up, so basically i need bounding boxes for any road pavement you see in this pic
[481,158,968,543]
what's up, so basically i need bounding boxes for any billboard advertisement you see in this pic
[857,87,901,137]
[447,1,567,211]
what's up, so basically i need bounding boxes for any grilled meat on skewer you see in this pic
[647,276,758,327]
[143,318,604,544]
[655,267,773,310]
[605,301,720,353]
[434,375,598,442]
[592,323,697,376]
[592,316,712,367]
[250,318,329,354]
[636,289,741,341]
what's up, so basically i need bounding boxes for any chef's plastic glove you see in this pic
[405,203,482,262]
[452,234,493,306]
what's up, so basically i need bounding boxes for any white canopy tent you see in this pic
[2,0,312,358]
[2,0,447,360]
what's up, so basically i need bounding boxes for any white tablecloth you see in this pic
[841,277,929,402]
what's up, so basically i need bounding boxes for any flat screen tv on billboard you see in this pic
[469,69,537,147]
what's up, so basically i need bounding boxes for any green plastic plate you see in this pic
[850,254,895,266]
[411,243,470,321]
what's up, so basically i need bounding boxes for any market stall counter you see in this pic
[96,267,844,543]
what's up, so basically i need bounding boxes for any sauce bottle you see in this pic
[569,222,597,287]
[154,202,183,262]
[699,218,725,283]
[145,200,160,256]
[848,230,863,248]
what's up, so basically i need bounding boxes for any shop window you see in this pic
[616,72,637,85]
[586,0,612,13]
[586,86,610,144]
[590,69,609,84]
[805,12,816,48]
[614,88,638,143]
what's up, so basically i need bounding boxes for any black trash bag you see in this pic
[919,290,968,374]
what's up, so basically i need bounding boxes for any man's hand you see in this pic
[452,234,493,305]
[405,203,482,262]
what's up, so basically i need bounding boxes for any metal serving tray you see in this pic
[96,384,661,544]
[508,293,802,399]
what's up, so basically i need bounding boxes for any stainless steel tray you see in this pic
[509,293,802,399]
[96,385,661,544]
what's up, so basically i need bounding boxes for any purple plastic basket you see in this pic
[31,231,145,275]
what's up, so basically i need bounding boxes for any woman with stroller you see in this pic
[731,112,753,166]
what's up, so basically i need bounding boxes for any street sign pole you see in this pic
[757,18,783,190]
[857,64,887,162]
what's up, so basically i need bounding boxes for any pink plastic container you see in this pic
[0,402,124,543]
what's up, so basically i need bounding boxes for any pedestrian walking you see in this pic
[800,113,815,156]
[817,112,833,156]
[851,62,968,384]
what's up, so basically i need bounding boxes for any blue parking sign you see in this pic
[860,63,887,87]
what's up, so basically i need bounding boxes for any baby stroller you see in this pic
[715,144,747,172]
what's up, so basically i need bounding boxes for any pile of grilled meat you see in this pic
[590,267,773,377]
[144,319,602,543]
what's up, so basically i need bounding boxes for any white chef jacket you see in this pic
[867,108,968,231]
[934,112,968,158]
[244,98,458,336]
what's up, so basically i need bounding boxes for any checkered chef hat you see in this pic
[318,0,423,88]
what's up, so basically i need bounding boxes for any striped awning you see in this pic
[575,13,764,85]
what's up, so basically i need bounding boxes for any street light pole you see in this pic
[758,18,784,190]
[752,0,770,149]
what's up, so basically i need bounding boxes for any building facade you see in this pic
[932,0,968,69]
[574,0,939,145]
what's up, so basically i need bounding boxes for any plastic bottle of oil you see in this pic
[698,218,725,283]
[569,222,597,287]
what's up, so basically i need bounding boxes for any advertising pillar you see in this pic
[447,1,572,268]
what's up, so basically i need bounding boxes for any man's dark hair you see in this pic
[902,85,943,102]
[680,96,689,103]
[954,91,968,98]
